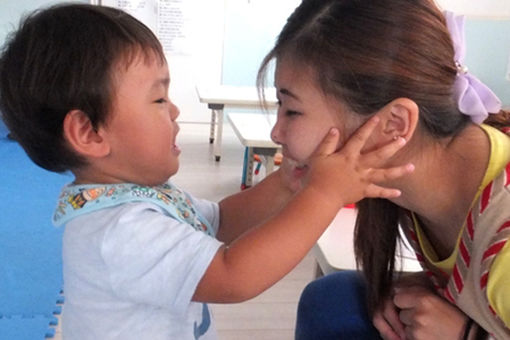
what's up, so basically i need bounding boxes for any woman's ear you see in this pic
[62,110,110,158]
[377,98,419,142]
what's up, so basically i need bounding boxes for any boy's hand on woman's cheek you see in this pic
[303,117,414,207]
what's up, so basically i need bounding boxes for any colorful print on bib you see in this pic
[53,182,213,236]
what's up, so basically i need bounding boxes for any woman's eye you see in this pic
[285,110,300,116]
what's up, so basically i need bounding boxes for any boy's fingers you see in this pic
[312,128,340,157]
[364,162,414,197]
[364,185,402,199]
[340,116,380,155]
[368,163,415,183]
[361,137,407,167]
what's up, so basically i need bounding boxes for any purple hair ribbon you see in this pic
[444,11,502,124]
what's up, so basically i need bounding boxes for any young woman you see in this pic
[257,0,510,338]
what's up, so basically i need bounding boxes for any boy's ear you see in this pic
[377,98,419,142]
[62,110,110,158]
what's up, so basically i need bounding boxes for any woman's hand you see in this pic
[373,296,407,340]
[392,285,468,340]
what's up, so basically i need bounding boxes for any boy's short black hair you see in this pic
[0,3,165,172]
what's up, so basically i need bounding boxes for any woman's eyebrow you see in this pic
[279,88,301,102]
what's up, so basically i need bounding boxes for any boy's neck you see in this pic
[72,167,121,186]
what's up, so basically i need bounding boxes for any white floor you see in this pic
[51,122,317,340]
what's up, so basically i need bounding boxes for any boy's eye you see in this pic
[155,98,167,104]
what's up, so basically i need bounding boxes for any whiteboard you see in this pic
[96,0,195,55]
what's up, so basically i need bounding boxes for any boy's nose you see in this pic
[170,102,180,120]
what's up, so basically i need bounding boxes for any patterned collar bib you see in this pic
[53,182,213,237]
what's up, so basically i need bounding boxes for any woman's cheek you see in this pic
[299,135,326,162]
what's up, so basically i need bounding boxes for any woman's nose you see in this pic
[271,122,282,145]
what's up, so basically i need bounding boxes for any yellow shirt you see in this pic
[415,124,510,324]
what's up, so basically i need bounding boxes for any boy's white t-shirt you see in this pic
[61,193,223,340]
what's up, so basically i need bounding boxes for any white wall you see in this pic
[435,0,510,18]
[222,0,300,87]
[0,0,86,44]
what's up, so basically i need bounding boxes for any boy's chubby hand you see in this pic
[303,116,414,207]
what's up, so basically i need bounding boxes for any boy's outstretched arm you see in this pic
[193,116,414,303]
[216,165,294,244]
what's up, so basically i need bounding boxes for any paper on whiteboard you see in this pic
[99,0,158,33]
[98,0,193,55]
[158,0,193,56]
